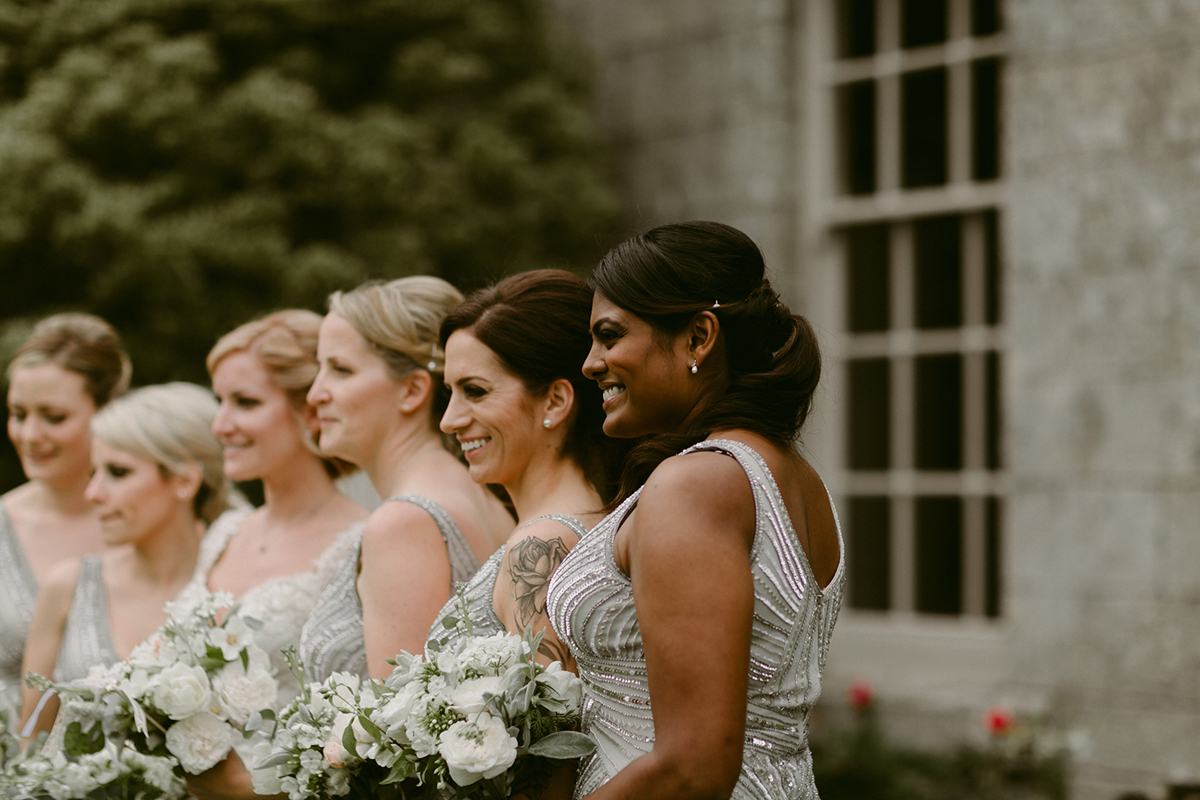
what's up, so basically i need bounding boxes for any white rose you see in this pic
[537,662,583,714]
[379,682,422,733]
[249,739,284,795]
[325,712,372,766]
[437,712,518,787]
[150,663,212,720]
[212,655,278,726]
[450,676,504,716]
[165,712,234,774]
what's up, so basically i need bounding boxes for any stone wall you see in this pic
[1005,1,1200,797]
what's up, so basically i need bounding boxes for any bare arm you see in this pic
[19,560,81,735]
[493,520,580,669]
[583,452,757,800]
[359,502,453,678]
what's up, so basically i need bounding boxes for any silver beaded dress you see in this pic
[52,556,120,684]
[298,495,483,682]
[0,502,37,718]
[424,515,588,657]
[545,440,845,800]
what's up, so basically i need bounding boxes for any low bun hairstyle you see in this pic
[90,383,230,524]
[591,220,821,503]
[440,269,624,503]
[7,313,131,408]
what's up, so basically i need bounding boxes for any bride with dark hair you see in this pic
[546,221,845,800]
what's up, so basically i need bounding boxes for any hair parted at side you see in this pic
[7,313,131,408]
[329,277,465,433]
[591,220,822,504]
[440,269,625,503]
[91,382,230,524]
[207,309,355,478]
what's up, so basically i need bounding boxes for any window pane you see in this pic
[837,0,876,58]
[972,58,1001,181]
[983,209,1000,324]
[848,496,890,610]
[847,358,891,470]
[837,80,876,195]
[973,0,1002,36]
[915,353,962,470]
[985,497,1002,617]
[915,496,962,614]
[846,223,889,332]
[986,351,1001,469]
[901,68,947,188]
[902,0,947,48]
[914,215,961,328]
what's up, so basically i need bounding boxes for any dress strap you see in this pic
[0,502,37,623]
[383,495,481,584]
[517,514,588,539]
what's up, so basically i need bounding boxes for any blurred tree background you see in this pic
[0,0,623,491]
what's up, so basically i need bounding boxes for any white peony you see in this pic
[165,712,234,774]
[454,633,523,680]
[536,661,583,714]
[450,676,504,716]
[150,663,212,720]
[438,712,518,787]
[379,681,422,735]
[248,739,284,795]
[212,651,277,726]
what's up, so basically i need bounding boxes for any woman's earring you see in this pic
[690,359,698,375]
[401,403,411,413]
[543,418,552,429]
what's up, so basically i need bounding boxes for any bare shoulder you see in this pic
[362,499,443,552]
[640,448,755,519]
[36,558,82,613]
[506,517,581,551]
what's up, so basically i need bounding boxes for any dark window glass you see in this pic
[914,215,961,328]
[902,0,947,48]
[848,496,890,610]
[983,210,1000,324]
[915,354,962,470]
[901,68,947,187]
[837,81,876,195]
[972,58,1001,180]
[985,497,1002,617]
[915,496,962,614]
[848,359,891,470]
[846,224,889,332]
[838,0,876,58]
[973,0,1002,36]
[986,351,1001,469]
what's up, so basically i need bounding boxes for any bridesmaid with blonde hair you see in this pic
[20,382,230,734]
[1,313,130,719]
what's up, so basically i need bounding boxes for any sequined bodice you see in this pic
[546,440,845,800]
[0,502,37,718]
[425,515,588,657]
[298,495,483,682]
[180,508,363,763]
[53,556,119,685]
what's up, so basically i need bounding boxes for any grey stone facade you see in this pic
[551,1,1200,798]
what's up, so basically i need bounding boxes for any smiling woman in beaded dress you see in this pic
[545,221,845,800]
[1,313,130,722]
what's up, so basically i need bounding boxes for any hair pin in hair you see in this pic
[712,301,721,308]
[427,360,437,370]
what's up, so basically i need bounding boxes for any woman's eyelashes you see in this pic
[104,463,131,479]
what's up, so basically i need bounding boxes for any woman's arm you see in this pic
[19,560,81,735]
[360,501,453,678]
[493,519,580,670]
[584,452,757,800]
[185,749,284,800]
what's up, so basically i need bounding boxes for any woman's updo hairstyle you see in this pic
[329,277,464,431]
[7,313,131,408]
[440,269,624,502]
[91,383,230,524]
[206,310,353,477]
[591,220,821,502]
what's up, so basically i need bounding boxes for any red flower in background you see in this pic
[983,706,1015,736]
[847,679,874,711]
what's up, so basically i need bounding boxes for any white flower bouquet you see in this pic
[0,739,187,800]
[253,626,594,799]
[24,589,278,777]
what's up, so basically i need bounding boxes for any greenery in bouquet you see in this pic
[24,589,278,778]
[253,627,594,800]
[0,738,186,800]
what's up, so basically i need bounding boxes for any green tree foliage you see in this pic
[0,0,623,491]
[0,0,622,384]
